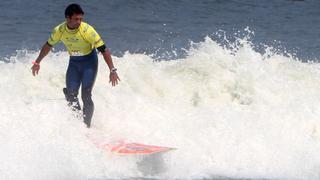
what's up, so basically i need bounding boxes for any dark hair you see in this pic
[65,4,84,18]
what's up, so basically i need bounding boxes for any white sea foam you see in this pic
[0,36,320,179]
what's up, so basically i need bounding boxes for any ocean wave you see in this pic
[0,36,320,179]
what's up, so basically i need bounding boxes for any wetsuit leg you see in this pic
[65,61,81,111]
[81,53,98,128]
[81,87,94,127]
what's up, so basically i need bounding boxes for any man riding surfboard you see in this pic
[31,4,120,128]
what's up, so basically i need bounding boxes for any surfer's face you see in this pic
[66,14,83,29]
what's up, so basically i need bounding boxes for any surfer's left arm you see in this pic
[97,45,120,86]
[86,25,120,86]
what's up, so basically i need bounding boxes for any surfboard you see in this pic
[92,139,175,155]
[109,141,174,155]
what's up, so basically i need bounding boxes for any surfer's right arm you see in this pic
[31,42,52,76]
[32,25,61,76]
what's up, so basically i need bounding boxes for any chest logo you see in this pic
[66,37,79,43]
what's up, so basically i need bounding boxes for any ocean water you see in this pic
[1,0,320,179]
[1,0,320,59]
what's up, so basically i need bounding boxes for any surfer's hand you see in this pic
[31,61,40,76]
[109,72,120,86]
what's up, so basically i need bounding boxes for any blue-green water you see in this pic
[1,0,320,60]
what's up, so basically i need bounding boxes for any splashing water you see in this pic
[1,35,320,179]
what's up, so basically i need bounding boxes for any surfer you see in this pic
[31,3,120,128]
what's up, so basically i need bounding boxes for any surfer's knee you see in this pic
[63,88,81,110]
[81,87,93,106]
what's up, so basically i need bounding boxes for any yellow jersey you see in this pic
[47,21,105,56]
